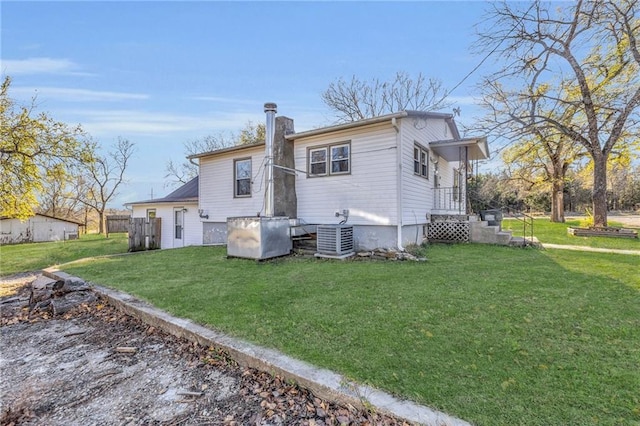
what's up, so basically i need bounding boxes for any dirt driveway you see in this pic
[0,274,406,425]
[566,213,640,227]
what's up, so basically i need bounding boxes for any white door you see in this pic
[173,207,184,248]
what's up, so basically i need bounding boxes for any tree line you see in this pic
[1,77,134,234]
[469,163,640,217]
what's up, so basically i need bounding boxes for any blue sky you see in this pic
[2,1,496,207]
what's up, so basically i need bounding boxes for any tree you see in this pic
[477,76,587,221]
[38,164,86,220]
[164,121,265,188]
[1,76,94,219]
[321,71,451,123]
[476,0,640,227]
[78,137,135,234]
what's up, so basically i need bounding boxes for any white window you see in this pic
[308,142,351,177]
[234,158,252,197]
[146,209,156,220]
[309,148,327,176]
[174,209,183,239]
[330,144,350,174]
[414,144,429,179]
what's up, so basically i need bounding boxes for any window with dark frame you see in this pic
[308,142,350,177]
[234,158,252,197]
[413,143,429,179]
[309,148,327,176]
[330,144,350,173]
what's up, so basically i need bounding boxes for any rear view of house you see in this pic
[126,105,489,253]
[188,107,488,251]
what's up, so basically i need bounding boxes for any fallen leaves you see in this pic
[1,276,413,425]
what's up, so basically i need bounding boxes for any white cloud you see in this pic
[2,57,90,75]
[447,95,481,106]
[67,109,266,137]
[188,96,258,105]
[12,86,149,102]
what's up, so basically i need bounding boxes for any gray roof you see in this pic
[188,141,264,160]
[188,111,462,160]
[429,137,490,161]
[0,213,84,225]
[125,176,199,206]
[285,110,460,140]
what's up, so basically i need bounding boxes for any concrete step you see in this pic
[495,231,512,245]
[509,236,542,248]
[470,220,515,245]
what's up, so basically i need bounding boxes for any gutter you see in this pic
[392,117,405,251]
[285,110,454,141]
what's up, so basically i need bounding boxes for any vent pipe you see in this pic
[264,102,277,217]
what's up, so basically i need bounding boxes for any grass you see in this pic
[3,222,639,424]
[61,244,640,426]
[503,218,640,250]
[0,233,129,277]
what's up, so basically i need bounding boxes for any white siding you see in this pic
[0,215,79,244]
[294,122,398,226]
[399,117,464,220]
[437,158,455,187]
[131,202,199,249]
[198,146,266,222]
[399,117,435,226]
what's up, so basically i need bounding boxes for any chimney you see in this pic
[264,102,277,217]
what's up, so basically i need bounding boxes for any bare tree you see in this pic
[321,71,452,123]
[38,164,86,220]
[164,122,265,188]
[476,0,640,227]
[476,78,586,222]
[79,138,135,234]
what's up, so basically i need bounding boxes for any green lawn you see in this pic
[61,244,640,426]
[503,218,640,250]
[0,233,129,277]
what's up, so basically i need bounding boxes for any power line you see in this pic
[446,2,537,98]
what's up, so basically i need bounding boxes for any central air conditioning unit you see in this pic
[316,224,354,257]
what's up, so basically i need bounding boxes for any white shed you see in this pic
[0,214,82,245]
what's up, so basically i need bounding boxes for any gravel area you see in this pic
[0,275,410,426]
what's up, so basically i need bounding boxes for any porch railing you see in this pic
[467,189,535,246]
[433,186,466,214]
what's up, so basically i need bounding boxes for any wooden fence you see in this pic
[128,217,162,252]
[106,215,131,235]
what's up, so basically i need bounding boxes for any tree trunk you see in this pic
[99,210,106,235]
[592,154,608,227]
[550,179,565,223]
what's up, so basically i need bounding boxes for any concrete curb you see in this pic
[43,268,471,426]
[541,243,640,255]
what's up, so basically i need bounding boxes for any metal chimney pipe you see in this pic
[264,102,277,217]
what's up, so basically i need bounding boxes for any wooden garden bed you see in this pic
[567,226,638,239]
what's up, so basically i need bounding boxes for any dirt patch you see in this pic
[0,275,409,425]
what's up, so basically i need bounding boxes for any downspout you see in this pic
[392,117,404,251]
[189,157,202,223]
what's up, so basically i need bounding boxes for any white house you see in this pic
[0,214,82,245]
[125,176,200,249]
[126,109,489,251]
[188,110,488,250]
